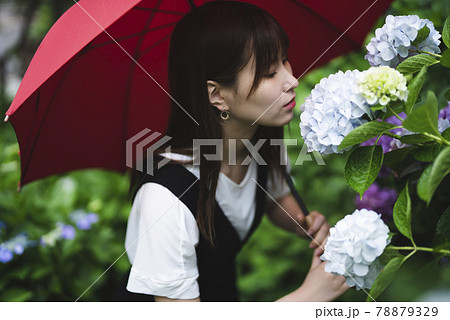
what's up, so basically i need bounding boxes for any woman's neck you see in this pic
[221,120,258,166]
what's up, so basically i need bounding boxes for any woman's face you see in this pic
[223,55,299,127]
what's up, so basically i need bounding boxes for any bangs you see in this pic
[247,11,290,97]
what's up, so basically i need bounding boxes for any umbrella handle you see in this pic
[283,169,309,216]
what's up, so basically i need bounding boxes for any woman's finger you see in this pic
[309,223,329,248]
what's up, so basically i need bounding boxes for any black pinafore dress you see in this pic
[114,161,268,301]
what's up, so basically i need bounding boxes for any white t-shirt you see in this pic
[124,153,291,299]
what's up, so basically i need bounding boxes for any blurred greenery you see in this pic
[0,0,449,302]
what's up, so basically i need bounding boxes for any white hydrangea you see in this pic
[300,70,373,155]
[357,66,408,106]
[365,15,441,68]
[321,209,390,290]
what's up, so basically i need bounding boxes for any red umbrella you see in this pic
[4,0,393,189]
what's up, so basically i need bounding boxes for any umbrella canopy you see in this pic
[4,0,393,189]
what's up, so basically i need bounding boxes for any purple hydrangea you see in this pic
[361,114,405,153]
[439,103,450,120]
[356,183,398,221]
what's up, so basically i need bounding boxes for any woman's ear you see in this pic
[206,80,226,111]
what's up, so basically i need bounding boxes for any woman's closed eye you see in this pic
[264,59,289,78]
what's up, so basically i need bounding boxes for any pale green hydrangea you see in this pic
[357,66,408,106]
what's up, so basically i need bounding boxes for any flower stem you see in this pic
[383,130,402,140]
[409,49,442,59]
[387,246,450,255]
[421,132,450,146]
[387,105,404,122]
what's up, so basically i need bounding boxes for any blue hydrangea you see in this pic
[0,245,13,263]
[300,70,374,155]
[365,15,441,68]
[70,210,99,230]
[60,224,76,240]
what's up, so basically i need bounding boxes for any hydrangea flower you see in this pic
[300,70,374,155]
[70,210,99,230]
[0,245,13,263]
[357,66,408,106]
[361,113,404,153]
[321,209,390,290]
[40,222,76,247]
[365,15,441,68]
[356,183,398,222]
[438,103,450,133]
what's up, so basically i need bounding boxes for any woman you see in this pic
[118,1,348,302]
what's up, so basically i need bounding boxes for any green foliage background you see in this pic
[0,0,449,301]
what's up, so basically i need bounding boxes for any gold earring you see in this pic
[220,109,231,121]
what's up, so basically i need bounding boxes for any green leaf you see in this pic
[339,121,398,150]
[424,147,450,204]
[412,25,430,47]
[445,88,450,101]
[417,165,432,202]
[442,127,450,141]
[403,91,440,136]
[396,54,437,74]
[412,144,441,162]
[378,247,402,266]
[441,49,450,68]
[405,66,427,115]
[345,146,383,198]
[443,17,450,48]
[393,184,413,241]
[436,207,450,240]
[1,288,33,302]
[367,257,404,301]
[399,133,434,144]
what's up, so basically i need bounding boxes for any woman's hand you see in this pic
[294,210,330,249]
[295,247,349,302]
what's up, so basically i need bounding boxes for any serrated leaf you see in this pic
[397,54,437,74]
[437,207,450,240]
[339,121,398,150]
[443,17,450,48]
[413,144,441,162]
[405,66,427,115]
[378,247,402,266]
[403,91,440,136]
[367,257,404,301]
[412,25,430,47]
[345,146,383,198]
[399,133,434,144]
[441,49,450,68]
[417,165,432,202]
[393,184,413,241]
[442,127,450,140]
[424,147,450,204]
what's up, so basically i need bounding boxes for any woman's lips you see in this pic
[283,97,296,109]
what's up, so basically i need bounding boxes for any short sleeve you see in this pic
[124,182,200,299]
[266,151,292,201]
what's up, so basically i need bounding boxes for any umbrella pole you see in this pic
[283,169,309,216]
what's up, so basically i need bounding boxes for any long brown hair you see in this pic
[130,1,289,246]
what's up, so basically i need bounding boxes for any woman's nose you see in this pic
[282,61,299,92]
[283,73,299,93]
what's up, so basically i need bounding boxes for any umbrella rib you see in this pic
[21,56,78,187]
[133,7,186,15]
[288,0,360,48]
[137,33,172,60]
[72,0,199,128]
[85,22,178,51]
